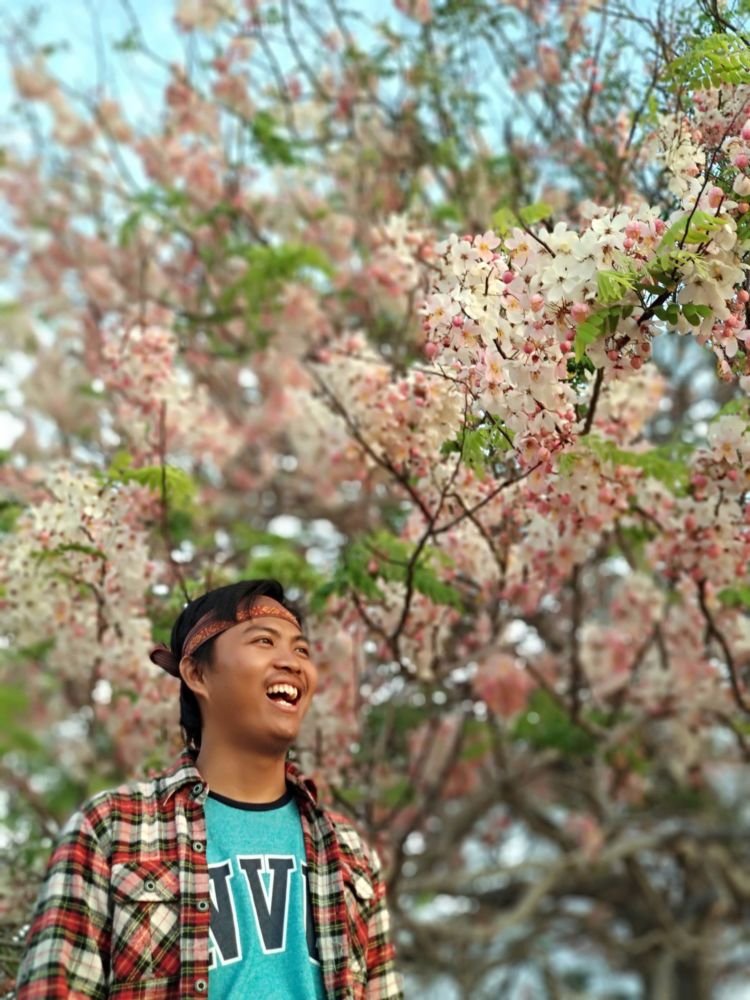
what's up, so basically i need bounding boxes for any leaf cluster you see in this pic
[106,452,196,510]
[313,529,463,612]
[440,418,514,477]
[560,435,692,494]
[666,33,750,91]
[492,200,554,236]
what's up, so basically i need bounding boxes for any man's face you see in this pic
[190,598,318,754]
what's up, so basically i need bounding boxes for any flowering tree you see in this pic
[2,1,750,996]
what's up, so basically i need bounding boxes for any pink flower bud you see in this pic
[530,294,545,312]
[740,203,750,214]
[707,185,724,208]
[451,314,464,326]
[741,120,750,141]
[570,302,590,323]
[630,356,643,370]
[740,289,750,303]
[623,237,634,250]
[502,270,515,284]
[734,154,750,169]
[424,341,439,360]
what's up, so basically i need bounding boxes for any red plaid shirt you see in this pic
[16,750,403,999]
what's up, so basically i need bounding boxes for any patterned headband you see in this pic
[149,602,301,678]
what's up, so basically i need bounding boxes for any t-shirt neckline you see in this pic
[207,787,293,811]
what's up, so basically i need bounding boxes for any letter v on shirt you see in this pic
[205,787,326,999]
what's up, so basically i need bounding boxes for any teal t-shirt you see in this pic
[204,787,326,999]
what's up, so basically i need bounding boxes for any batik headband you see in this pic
[149,602,301,677]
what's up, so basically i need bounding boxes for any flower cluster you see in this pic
[101,324,241,466]
[0,466,175,769]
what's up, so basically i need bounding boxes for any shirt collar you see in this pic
[161,747,319,810]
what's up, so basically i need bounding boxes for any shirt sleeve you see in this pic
[364,848,404,1000]
[16,806,111,999]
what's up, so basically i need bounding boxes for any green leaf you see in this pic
[492,201,553,235]
[717,584,750,608]
[0,683,41,754]
[572,435,692,494]
[380,776,415,808]
[574,309,608,362]
[118,209,143,248]
[106,453,195,509]
[658,210,726,250]
[710,397,748,421]
[512,690,596,757]
[682,303,712,326]
[440,421,513,476]
[666,33,750,92]
[314,530,463,612]
[220,242,333,336]
[249,111,300,166]
[596,269,636,304]
[665,302,680,325]
[0,499,23,533]
[246,548,324,593]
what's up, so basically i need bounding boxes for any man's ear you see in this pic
[179,656,208,700]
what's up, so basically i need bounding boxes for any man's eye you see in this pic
[297,647,310,657]
[254,637,272,645]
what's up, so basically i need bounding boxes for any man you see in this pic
[16,579,403,999]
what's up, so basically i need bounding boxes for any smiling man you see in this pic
[16,579,403,999]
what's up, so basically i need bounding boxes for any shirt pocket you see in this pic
[110,858,182,986]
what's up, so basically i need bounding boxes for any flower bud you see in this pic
[530,294,545,312]
[570,302,590,323]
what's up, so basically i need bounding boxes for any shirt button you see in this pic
[197,900,209,912]
[195,980,207,993]
[193,841,205,853]
[144,879,156,892]
[192,783,204,797]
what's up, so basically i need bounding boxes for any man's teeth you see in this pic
[267,683,300,702]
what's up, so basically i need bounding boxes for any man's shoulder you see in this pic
[68,760,189,847]
[323,806,383,876]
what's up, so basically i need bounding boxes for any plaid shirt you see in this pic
[16,750,403,999]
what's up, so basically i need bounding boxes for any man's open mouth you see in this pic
[266,682,302,707]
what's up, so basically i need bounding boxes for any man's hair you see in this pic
[170,579,303,750]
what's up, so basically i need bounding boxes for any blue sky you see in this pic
[0,1,178,122]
